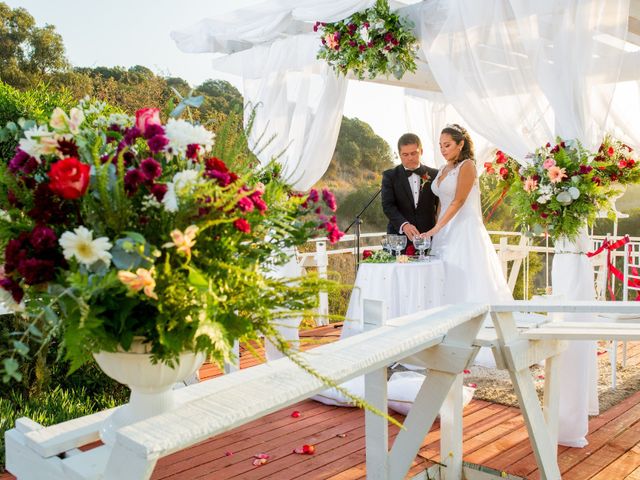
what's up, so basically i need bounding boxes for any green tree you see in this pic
[0,3,68,88]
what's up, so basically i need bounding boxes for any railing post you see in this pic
[440,375,463,480]
[499,236,509,278]
[364,299,389,479]
[316,240,329,326]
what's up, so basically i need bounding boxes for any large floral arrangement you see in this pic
[315,0,419,80]
[485,139,612,240]
[0,100,343,381]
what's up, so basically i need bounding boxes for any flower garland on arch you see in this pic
[315,0,419,80]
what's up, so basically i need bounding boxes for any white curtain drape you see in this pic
[405,0,629,161]
[210,34,348,190]
[171,0,375,55]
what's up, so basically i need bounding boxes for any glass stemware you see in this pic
[413,236,431,261]
[394,235,407,258]
[380,235,390,254]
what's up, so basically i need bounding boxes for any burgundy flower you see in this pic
[359,45,366,52]
[29,225,57,253]
[124,168,145,194]
[48,157,91,200]
[8,149,39,176]
[186,144,200,159]
[362,250,373,260]
[123,126,141,145]
[234,218,251,233]
[322,188,337,211]
[140,158,162,181]
[206,169,231,187]
[531,203,539,211]
[147,134,169,154]
[349,40,357,47]
[150,183,168,202]
[540,212,549,219]
[205,157,228,173]
[579,165,593,175]
[4,236,28,274]
[0,277,24,303]
[142,123,164,140]
[384,32,393,42]
[28,182,74,225]
[405,244,416,256]
[57,138,79,157]
[236,196,254,213]
[592,176,602,185]
[308,189,319,203]
[17,257,55,285]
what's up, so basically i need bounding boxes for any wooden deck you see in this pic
[4,324,640,479]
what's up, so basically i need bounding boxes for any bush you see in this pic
[0,81,76,160]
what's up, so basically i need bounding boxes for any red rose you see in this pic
[607,146,615,157]
[233,218,251,233]
[135,108,162,136]
[405,244,416,256]
[499,167,509,178]
[48,157,90,200]
[618,160,628,169]
[628,159,636,167]
[362,249,373,260]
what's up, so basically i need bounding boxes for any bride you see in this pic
[422,124,512,365]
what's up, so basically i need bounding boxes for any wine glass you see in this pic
[380,235,390,254]
[394,235,407,258]
[413,236,431,261]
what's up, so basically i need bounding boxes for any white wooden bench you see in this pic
[5,302,488,480]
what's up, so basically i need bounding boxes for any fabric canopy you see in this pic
[172,0,639,183]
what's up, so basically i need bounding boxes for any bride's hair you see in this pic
[441,124,475,165]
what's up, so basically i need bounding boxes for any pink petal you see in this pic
[291,410,301,418]
[468,383,477,388]
[225,451,233,456]
[254,453,270,459]
[252,458,268,466]
[463,369,471,374]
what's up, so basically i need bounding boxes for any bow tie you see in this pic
[405,166,426,177]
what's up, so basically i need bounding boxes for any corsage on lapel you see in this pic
[420,172,431,189]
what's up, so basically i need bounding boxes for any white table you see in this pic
[342,260,445,339]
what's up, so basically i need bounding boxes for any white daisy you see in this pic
[165,118,215,155]
[59,226,113,267]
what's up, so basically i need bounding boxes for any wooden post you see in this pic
[363,299,389,479]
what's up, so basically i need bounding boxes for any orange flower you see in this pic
[118,268,158,300]
[547,166,567,183]
[163,225,198,258]
[523,176,539,192]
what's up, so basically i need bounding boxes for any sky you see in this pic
[5,0,410,158]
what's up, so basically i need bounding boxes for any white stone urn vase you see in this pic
[93,338,205,445]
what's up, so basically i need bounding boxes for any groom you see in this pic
[381,133,439,242]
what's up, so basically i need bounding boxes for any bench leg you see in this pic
[104,443,157,480]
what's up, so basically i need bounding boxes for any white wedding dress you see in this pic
[431,160,512,366]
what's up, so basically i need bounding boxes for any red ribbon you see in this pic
[586,235,640,300]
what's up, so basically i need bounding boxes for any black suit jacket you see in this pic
[381,164,439,235]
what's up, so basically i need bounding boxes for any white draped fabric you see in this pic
[406,0,630,161]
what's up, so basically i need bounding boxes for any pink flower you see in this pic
[325,33,339,50]
[547,166,567,183]
[523,176,538,192]
[618,160,628,169]
[118,268,158,300]
[542,158,556,169]
[135,108,162,137]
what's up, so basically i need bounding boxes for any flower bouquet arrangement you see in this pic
[507,139,611,240]
[0,100,344,382]
[315,0,419,80]
[592,136,640,191]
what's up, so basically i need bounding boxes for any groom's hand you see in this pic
[402,223,419,241]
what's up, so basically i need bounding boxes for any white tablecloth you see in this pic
[341,260,445,339]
